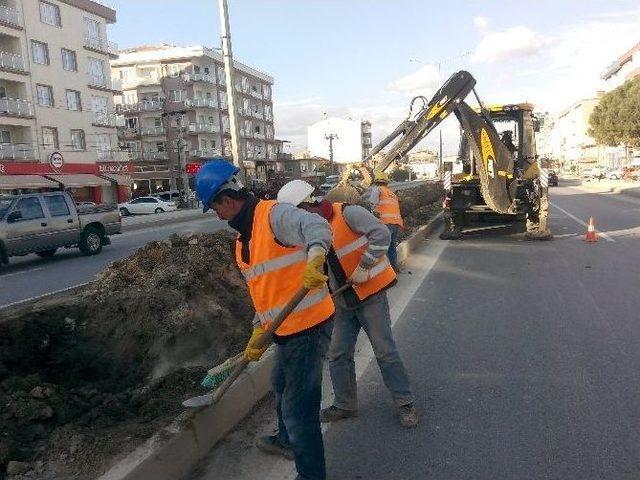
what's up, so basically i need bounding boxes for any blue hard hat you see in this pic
[195,158,240,212]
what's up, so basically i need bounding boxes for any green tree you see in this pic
[589,76,640,149]
[389,167,411,182]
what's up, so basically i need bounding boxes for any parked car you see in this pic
[607,168,625,180]
[152,190,182,202]
[76,201,97,207]
[547,170,559,186]
[0,192,121,266]
[119,196,177,216]
[319,175,341,194]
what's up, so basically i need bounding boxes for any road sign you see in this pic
[49,151,64,169]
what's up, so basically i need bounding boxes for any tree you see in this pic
[589,76,640,152]
[389,167,411,182]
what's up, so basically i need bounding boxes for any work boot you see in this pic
[399,403,419,428]
[320,405,358,423]
[256,435,294,460]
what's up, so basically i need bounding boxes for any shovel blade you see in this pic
[182,394,213,408]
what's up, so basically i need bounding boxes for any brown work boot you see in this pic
[256,435,294,460]
[320,405,358,423]
[399,403,419,428]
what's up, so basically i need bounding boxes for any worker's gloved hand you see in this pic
[303,246,328,290]
[349,265,370,284]
[244,325,268,362]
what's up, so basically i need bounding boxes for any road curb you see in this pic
[98,211,443,480]
[121,210,206,233]
[576,180,640,199]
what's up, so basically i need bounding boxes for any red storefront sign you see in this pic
[98,163,130,174]
[186,163,202,175]
[0,162,99,175]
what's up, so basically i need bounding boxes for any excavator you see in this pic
[326,70,552,240]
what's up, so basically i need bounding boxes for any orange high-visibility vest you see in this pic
[375,185,404,228]
[330,203,396,301]
[235,200,334,336]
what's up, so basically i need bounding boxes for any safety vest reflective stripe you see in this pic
[241,250,306,281]
[368,256,391,278]
[377,199,396,205]
[335,234,368,258]
[379,213,402,220]
[256,287,330,324]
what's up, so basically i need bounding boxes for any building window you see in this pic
[61,49,77,71]
[210,140,216,149]
[153,117,162,127]
[204,66,210,75]
[169,90,184,102]
[40,1,61,27]
[87,57,106,86]
[36,84,54,107]
[84,17,101,38]
[31,40,50,65]
[125,117,137,130]
[156,141,165,152]
[42,127,58,149]
[70,130,86,151]
[66,90,81,111]
[91,95,108,113]
[168,64,180,77]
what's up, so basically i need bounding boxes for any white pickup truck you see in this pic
[0,191,121,266]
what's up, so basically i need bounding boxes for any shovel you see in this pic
[183,282,353,408]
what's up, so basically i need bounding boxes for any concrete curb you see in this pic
[575,180,640,199]
[121,210,206,233]
[98,210,444,480]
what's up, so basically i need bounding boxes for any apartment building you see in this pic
[0,0,128,202]
[307,117,373,165]
[110,44,276,194]
[600,40,640,92]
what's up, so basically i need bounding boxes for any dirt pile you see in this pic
[0,232,253,479]
[396,182,444,240]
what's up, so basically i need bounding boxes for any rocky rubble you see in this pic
[0,232,253,479]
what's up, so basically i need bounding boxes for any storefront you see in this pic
[0,160,132,204]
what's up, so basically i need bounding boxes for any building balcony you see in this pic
[191,148,222,158]
[249,88,262,99]
[277,152,293,161]
[185,98,218,109]
[0,97,33,118]
[117,100,164,113]
[253,132,265,140]
[93,112,124,127]
[181,73,215,84]
[141,150,169,161]
[251,110,264,119]
[0,143,35,161]
[96,149,130,162]
[140,126,166,136]
[188,122,219,134]
[123,128,140,139]
[0,51,26,73]
[88,74,122,92]
[84,35,118,57]
[0,5,21,28]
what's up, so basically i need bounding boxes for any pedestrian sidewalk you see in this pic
[573,178,640,199]
[121,208,207,232]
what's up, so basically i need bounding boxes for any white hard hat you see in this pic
[277,179,316,206]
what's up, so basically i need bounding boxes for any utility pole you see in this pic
[325,133,338,174]
[219,0,246,184]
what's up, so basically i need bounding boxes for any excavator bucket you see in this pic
[454,102,514,214]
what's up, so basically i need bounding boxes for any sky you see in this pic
[107,0,640,154]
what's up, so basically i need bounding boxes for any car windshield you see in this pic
[0,197,14,219]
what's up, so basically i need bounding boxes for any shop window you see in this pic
[15,197,44,221]
[44,195,70,217]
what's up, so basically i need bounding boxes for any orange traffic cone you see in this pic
[585,217,597,242]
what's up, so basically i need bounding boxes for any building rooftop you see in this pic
[59,0,116,23]
[112,44,274,83]
[601,40,640,80]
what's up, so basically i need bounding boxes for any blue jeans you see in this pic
[386,224,399,271]
[272,327,326,480]
[328,291,414,411]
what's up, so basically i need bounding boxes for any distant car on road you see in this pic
[547,170,559,186]
[152,190,182,202]
[319,175,341,195]
[119,197,177,216]
[606,168,624,180]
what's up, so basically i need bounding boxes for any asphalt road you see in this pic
[194,179,640,480]
[0,214,228,308]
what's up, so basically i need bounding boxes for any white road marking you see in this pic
[0,266,44,278]
[550,202,615,242]
[0,281,92,311]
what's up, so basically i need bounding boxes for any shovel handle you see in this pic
[211,287,310,403]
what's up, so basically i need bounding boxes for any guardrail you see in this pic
[0,5,21,26]
[0,97,33,117]
[0,51,25,71]
[84,35,118,56]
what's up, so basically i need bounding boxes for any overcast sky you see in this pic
[108,0,640,154]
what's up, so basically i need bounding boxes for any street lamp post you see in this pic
[325,133,338,175]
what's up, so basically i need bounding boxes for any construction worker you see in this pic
[196,160,334,480]
[367,171,404,271]
[278,179,418,429]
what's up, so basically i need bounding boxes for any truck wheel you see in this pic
[154,208,164,214]
[120,207,130,216]
[79,226,103,256]
[36,249,57,258]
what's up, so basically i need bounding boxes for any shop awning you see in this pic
[45,174,111,188]
[99,174,133,185]
[0,175,59,190]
